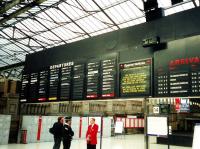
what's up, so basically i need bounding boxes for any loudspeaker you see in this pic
[171,0,183,5]
[144,0,158,11]
[145,8,164,22]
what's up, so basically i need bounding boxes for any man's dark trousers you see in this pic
[87,144,96,149]
[53,136,62,149]
[63,140,72,149]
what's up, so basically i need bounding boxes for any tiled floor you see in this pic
[0,135,192,149]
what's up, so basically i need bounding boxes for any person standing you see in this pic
[86,118,99,149]
[62,117,74,149]
[51,116,64,149]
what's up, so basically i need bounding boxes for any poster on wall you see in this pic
[119,59,152,97]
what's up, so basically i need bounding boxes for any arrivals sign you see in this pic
[155,56,200,97]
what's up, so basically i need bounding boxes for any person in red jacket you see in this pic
[86,118,99,149]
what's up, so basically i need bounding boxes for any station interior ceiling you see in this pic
[0,0,199,79]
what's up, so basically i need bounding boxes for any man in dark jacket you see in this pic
[52,116,64,149]
[62,117,74,149]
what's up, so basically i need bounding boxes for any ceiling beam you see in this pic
[14,25,46,50]
[58,4,91,37]
[0,62,24,71]
[33,7,68,44]
[191,0,197,7]
[0,0,25,15]
[0,0,47,25]
[0,29,31,53]
[92,0,120,29]
[0,0,63,32]
[0,44,23,62]
[0,59,9,66]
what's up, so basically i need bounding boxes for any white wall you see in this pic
[0,115,11,145]
[20,116,112,143]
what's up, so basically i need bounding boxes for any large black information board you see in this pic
[120,59,152,97]
[20,54,119,102]
[86,61,100,99]
[101,59,117,98]
[72,63,85,99]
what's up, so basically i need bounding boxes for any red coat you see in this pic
[86,124,98,145]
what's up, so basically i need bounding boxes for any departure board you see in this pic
[72,63,85,99]
[86,61,100,98]
[101,59,116,98]
[29,73,38,101]
[49,68,59,101]
[60,66,72,100]
[120,59,152,97]
[20,74,29,102]
[38,70,48,101]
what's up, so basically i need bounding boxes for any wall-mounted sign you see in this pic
[155,56,200,97]
[50,62,74,69]
[153,106,160,114]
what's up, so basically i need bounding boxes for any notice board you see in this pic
[192,124,200,149]
[147,116,168,136]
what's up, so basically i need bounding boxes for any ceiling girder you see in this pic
[91,0,120,29]
[0,29,30,53]
[0,0,48,25]
[0,0,25,15]
[58,3,91,37]
[191,0,197,7]
[0,62,24,71]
